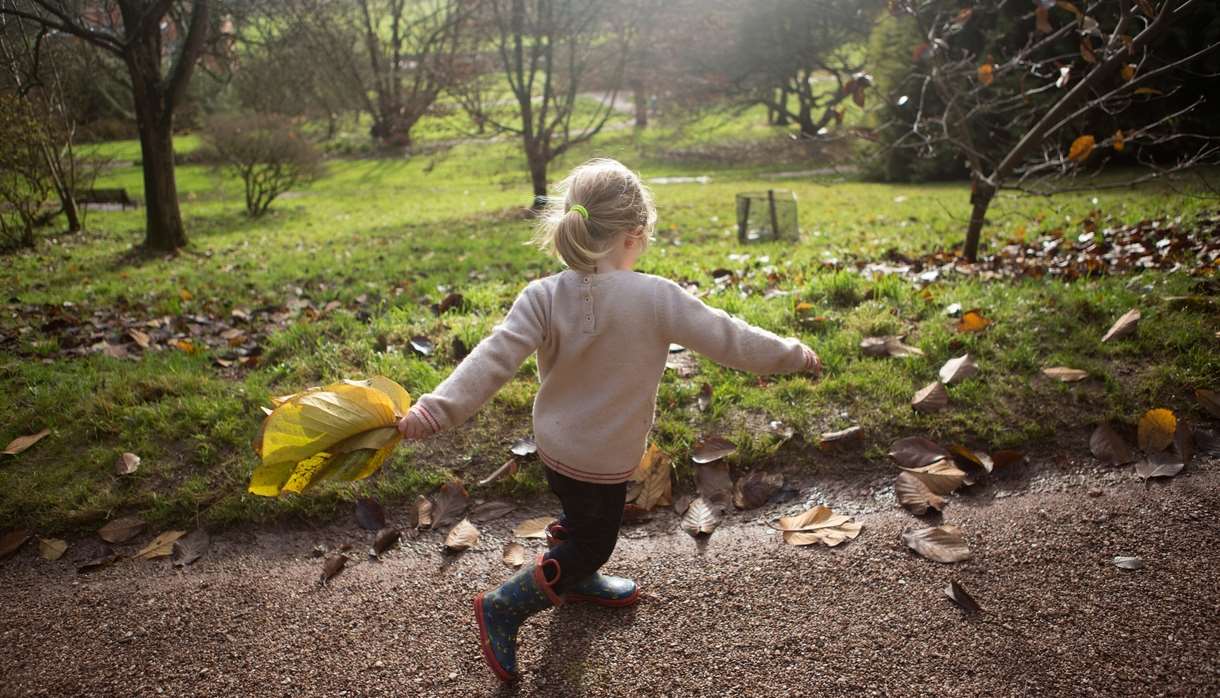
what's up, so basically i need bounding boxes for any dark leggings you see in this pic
[541,467,627,594]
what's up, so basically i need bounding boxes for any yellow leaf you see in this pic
[1121,64,1135,81]
[955,309,991,332]
[1133,87,1163,96]
[135,530,187,560]
[795,301,814,314]
[179,288,193,302]
[1068,135,1095,163]
[249,378,409,496]
[977,63,994,86]
[1137,409,1176,453]
[1113,130,1125,152]
[174,339,195,353]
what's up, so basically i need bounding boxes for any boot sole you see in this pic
[565,586,640,607]
[473,594,518,683]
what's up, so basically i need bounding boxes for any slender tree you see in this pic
[458,0,631,206]
[887,0,1220,261]
[0,1,217,251]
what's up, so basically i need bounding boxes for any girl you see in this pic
[397,158,821,682]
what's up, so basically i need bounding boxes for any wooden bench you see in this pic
[78,188,137,210]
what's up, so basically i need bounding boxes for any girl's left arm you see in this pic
[403,282,548,437]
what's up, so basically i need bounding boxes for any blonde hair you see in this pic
[533,158,657,273]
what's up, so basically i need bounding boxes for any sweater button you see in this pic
[582,276,590,283]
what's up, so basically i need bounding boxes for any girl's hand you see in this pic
[397,410,431,440]
[801,345,823,380]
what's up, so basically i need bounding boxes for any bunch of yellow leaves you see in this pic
[249,376,410,497]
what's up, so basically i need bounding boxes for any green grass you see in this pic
[2,113,1217,535]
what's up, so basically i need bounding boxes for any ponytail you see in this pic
[532,158,656,272]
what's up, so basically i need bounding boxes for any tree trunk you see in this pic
[963,178,994,262]
[527,147,548,209]
[776,87,790,126]
[133,93,187,252]
[797,101,816,138]
[632,80,647,127]
[59,188,81,233]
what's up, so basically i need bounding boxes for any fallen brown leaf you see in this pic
[776,505,861,546]
[76,544,118,573]
[697,383,713,412]
[681,497,721,537]
[955,309,991,333]
[98,516,146,544]
[889,437,950,468]
[3,429,50,456]
[1113,556,1144,570]
[412,495,434,529]
[694,461,734,508]
[371,528,401,558]
[171,529,210,567]
[1134,451,1184,480]
[38,537,68,561]
[1090,423,1135,465]
[444,519,479,551]
[860,335,924,358]
[819,426,862,448]
[114,452,140,476]
[902,460,968,495]
[512,516,555,539]
[733,471,783,510]
[1196,388,1220,419]
[691,435,737,464]
[902,525,971,563]
[320,554,348,583]
[1042,367,1088,383]
[912,382,949,413]
[948,445,993,475]
[354,497,386,531]
[134,531,187,560]
[477,458,519,487]
[1101,308,1140,342]
[938,355,978,384]
[470,501,516,523]
[627,444,673,511]
[990,450,1025,469]
[0,529,33,560]
[430,480,469,529]
[895,472,946,515]
[502,542,526,569]
[944,580,982,614]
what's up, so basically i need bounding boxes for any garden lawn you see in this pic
[1,126,1217,534]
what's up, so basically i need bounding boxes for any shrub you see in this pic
[0,94,52,251]
[201,113,323,217]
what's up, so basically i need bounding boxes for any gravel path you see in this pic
[2,467,1218,697]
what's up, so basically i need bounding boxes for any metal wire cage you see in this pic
[735,189,799,244]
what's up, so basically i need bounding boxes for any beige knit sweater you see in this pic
[411,270,817,483]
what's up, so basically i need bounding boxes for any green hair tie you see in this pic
[569,203,589,220]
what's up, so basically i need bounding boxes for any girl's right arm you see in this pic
[654,278,819,377]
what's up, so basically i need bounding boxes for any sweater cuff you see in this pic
[411,401,443,434]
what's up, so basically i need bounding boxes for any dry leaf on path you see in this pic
[134,531,187,560]
[171,529,210,567]
[371,528,401,558]
[510,437,537,457]
[902,460,968,495]
[948,445,993,476]
[991,450,1025,469]
[3,429,50,456]
[320,554,348,584]
[1042,367,1088,383]
[912,382,949,413]
[502,542,526,569]
[694,461,734,508]
[944,580,983,614]
[470,501,516,523]
[513,516,555,539]
[477,459,518,487]
[115,452,140,475]
[98,517,146,544]
[955,310,991,333]
[889,437,951,468]
[902,525,971,563]
[628,444,673,511]
[1174,420,1194,466]
[430,480,469,529]
[1137,408,1176,453]
[819,426,862,448]
[1196,389,1220,419]
[1101,308,1140,342]
[691,436,737,464]
[1113,556,1144,570]
[38,537,68,561]
[412,495,433,530]
[697,383,713,412]
[895,472,946,515]
[1090,423,1135,465]
[1134,451,1184,480]
[354,497,386,531]
[672,493,693,516]
[939,355,978,384]
[776,506,861,546]
[0,529,33,560]
[444,519,479,552]
[76,544,118,574]
[681,497,721,537]
[733,472,783,510]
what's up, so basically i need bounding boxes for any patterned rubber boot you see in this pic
[544,521,640,608]
[473,553,563,682]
